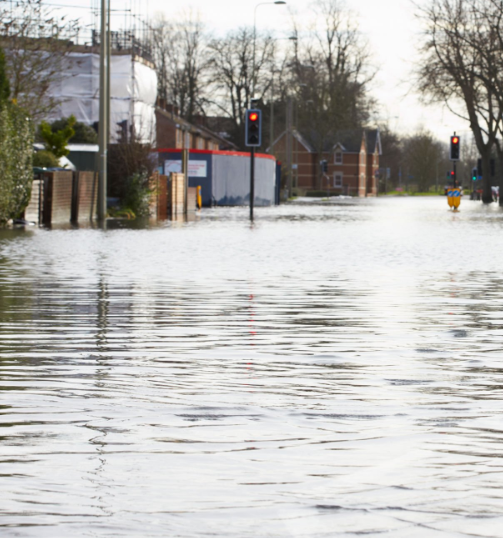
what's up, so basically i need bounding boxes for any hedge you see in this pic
[0,101,34,224]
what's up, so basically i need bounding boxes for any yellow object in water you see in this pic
[197,185,202,209]
[448,187,461,210]
[447,188,454,208]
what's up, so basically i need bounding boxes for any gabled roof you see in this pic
[267,129,314,153]
[332,130,365,153]
[332,129,381,154]
[155,107,238,150]
[268,127,381,155]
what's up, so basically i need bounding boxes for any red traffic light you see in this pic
[249,112,258,121]
[451,171,455,176]
[452,137,459,144]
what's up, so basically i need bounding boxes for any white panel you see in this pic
[42,52,157,144]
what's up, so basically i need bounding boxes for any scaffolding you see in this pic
[0,0,157,142]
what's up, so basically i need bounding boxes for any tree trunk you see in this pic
[497,147,503,207]
[481,151,493,204]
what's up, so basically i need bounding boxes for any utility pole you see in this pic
[182,129,190,214]
[97,0,109,221]
[286,96,293,198]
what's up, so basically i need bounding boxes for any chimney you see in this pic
[166,104,179,116]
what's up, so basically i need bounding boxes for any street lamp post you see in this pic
[252,1,286,101]
[269,36,297,154]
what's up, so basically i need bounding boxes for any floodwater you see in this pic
[1,196,503,537]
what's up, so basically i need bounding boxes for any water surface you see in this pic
[1,197,503,537]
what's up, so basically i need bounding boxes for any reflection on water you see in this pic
[2,198,503,536]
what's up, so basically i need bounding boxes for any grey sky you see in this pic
[149,0,468,142]
[60,0,471,142]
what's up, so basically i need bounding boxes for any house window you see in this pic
[335,151,343,164]
[334,172,343,187]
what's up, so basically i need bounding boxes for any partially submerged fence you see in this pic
[150,172,197,219]
[24,171,97,226]
[24,171,196,226]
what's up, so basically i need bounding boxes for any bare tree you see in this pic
[152,12,208,122]
[416,0,502,203]
[285,0,376,187]
[0,0,79,121]
[207,27,275,148]
[465,0,503,204]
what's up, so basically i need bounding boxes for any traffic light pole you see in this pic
[250,147,255,221]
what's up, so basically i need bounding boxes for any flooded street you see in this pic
[2,196,503,537]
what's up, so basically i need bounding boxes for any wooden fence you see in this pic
[23,171,97,226]
[24,170,196,225]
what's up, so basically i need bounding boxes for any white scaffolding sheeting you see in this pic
[46,52,157,144]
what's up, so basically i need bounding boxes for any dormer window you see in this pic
[334,151,343,164]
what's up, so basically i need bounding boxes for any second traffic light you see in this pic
[450,135,460,161]
[245,109,262,147]
[472,167,477,181]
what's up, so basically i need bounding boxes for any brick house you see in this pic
[271,128,381,197]
[156,101,237,151]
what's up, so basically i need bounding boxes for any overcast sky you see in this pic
[71,0,472,143]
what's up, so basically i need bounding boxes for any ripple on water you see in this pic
[1,198,503,536]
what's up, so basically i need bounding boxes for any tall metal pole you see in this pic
[252,2,286,100]
[286,95,293,198]
[250,147,255,221]
[98,0,108,221]
[269,73,274,153]
[106,0,111,146]
[182,130,190,214]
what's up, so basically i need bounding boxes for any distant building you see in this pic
[42,36,157,145]
[271,128,382,197]
[155,101,237,151]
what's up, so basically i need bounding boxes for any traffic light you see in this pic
[450,135,460,161]
[321,160,328,173]
[116,120,128,143]
[245,109,262,147]
[472,167,477,181]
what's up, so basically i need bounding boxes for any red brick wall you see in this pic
[156,112,177,148]
[327,152,360,195]
[273,133,369,196]
[366,152,379,196]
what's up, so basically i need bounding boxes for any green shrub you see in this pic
[45,117,97,144]
[122,172,152,218]
[38,115,76,158]
[33,150,59,168]
[0,101,34,224]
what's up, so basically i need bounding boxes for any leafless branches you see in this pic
[0,0,79,121]
[416,0,503,202]
[152,12,209,122]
